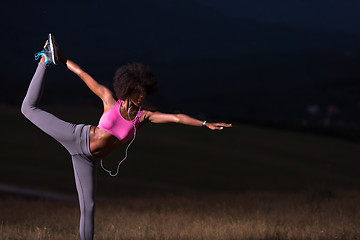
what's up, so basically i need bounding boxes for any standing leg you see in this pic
[72,154,97,240]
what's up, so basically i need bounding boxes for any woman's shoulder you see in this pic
[103,96,119,113]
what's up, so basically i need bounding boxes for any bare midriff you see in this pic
[89,126,122,159]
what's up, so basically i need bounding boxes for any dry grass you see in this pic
[1,190,359,240]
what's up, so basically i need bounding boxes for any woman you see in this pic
[21,34,232,240]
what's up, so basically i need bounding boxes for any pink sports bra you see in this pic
[98,99,141,143]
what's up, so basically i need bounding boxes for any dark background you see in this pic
[1,0,360,131]
[1,0,360,198]
[1,7,360,240]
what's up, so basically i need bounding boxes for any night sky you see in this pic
[195,0,360,34]
[1,0,360,124]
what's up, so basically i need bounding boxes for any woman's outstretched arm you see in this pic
[142,111,232,130]
[58,51,116,106]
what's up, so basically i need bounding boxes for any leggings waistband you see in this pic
[79,125,101,163]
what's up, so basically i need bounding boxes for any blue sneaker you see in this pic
[34,33,58,65]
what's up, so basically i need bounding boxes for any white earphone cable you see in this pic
[100,108,138,177]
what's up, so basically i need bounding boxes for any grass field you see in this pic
[0,105,360,239]
[1,191,360,239]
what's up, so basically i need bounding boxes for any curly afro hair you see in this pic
[113,62,158,100]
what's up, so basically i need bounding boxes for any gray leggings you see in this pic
[21,62,99,240]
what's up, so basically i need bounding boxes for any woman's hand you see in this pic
[205,122,232,130]
[57,48,68,65]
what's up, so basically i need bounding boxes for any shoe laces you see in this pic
[34,51,45,60]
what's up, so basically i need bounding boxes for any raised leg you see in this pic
[21,62,79,152]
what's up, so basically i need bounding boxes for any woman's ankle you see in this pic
[40,55,45,63]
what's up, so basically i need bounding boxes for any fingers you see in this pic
[219,123,232,127]
[215,123,232,129]
[208,122,232,130]
[57,50,67,65]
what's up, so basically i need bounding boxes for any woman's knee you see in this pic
[21,100,31,117]
[81,200,95,216]
[21,99,37,119]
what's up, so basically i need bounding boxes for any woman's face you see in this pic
[129,87,146,107]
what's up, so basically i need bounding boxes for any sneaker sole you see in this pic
[48,33,56,65]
